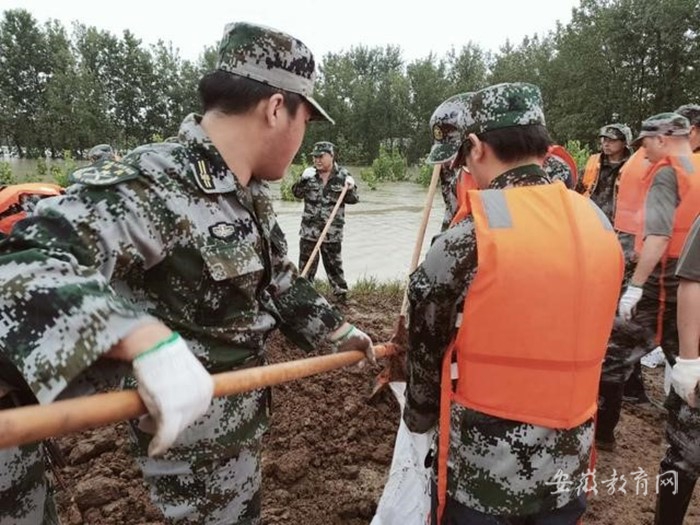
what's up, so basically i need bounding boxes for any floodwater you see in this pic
[4,159,445,284]
[272,170,445,285]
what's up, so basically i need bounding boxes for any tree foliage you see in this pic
[1,1,699,164]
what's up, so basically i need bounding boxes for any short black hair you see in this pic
[477,125,552,163]
[198,70,304,116]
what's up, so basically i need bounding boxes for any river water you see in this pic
[4,159,445,284]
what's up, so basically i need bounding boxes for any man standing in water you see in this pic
[292,141,358,303]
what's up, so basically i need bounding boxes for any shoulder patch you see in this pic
[69,160,140,186]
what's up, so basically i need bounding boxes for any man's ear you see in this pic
[469,133,485,161]
[263,93,286,127]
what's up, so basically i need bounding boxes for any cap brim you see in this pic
[305,96,335,125]
[426,143,458,165]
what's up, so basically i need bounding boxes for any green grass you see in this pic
[313,276,405,302]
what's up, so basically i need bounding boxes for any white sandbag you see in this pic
[371,381,434,525]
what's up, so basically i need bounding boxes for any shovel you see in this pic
[0,343,398,449]
[371,164,442,396]
[301,181,351,278]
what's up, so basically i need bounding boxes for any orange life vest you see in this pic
[453,168,478,214]
[581,153,601,197]
[638,154,700,258]
[547,144,579,188]
[613,149,652,236]
[436,182,623,523]
[0,183,63,235]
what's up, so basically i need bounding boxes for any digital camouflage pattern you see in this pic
[291,163,358,243]
[465,83,545,136]
[599,123,633,144]
[439,164,460,231]
[542,154,574,188]
[0,112,344,523]
[298,238,348,297]
[215,22,333,124]
[633,112,691,145]
[87,143,115,163]
[675,104,700,127]
[311,141,334,156]
[426,93,472,165]
[0,441,59,525]
[404,165,594,516]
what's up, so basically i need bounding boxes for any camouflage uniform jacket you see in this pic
[575,151,631,222]
[439,164,460,231]
[291,164,358,243]
[405,164,594,516]
[0,113,343,404]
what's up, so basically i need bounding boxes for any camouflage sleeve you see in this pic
[291,178,308,199]
[0,178,168,403]
[267,223,343,351]
[404,217,477,433]
[341,168,359,205]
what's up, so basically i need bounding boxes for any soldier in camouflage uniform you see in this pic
[542,152,575,188]
[0,22,374,525]
[657,214,700,525]
[675,104,700,152]
[87,143,116,162]
[425,93,472,231]
[291,141,358,301]
[405,83,621,524]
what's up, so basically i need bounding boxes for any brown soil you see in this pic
[52,291,700,524]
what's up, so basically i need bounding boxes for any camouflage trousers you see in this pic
[616,231,637,288]
[430,481,587,524]
[129,387,269,524]
[299,239,348,298]
[662,390,700,480]
[0,394,59,525]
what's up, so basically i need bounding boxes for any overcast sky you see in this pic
[1,0,580,63]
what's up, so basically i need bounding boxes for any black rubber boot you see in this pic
[623,361,650,404]
[654,469,696,525]
[596,381,624,451]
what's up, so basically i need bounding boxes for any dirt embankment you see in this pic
[52,289,699,524]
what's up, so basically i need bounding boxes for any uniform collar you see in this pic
[489,164,551,190]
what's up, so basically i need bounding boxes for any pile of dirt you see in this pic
[53,290,699,524]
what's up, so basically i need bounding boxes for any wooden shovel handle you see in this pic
[400,164,442,315]
[0,343,397,449]
[301,182,351,278]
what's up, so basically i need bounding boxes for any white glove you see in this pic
[301,167,316,180]
[618,285,643,321]
[345,175,356,188]
[671,357,700,407]
[330,323,376,365]
[132,333,214,456]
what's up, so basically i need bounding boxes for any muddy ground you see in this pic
[52,289,700,524]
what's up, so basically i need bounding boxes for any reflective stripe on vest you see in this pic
[614,149,652,236]
[436,183,622,523]
[582,154,601,197]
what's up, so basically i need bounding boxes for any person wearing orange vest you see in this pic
[0,183,63,238]
[655,214,700,525]
[403,83,623,525]
[619,112,700,525]
[425,92,476,231]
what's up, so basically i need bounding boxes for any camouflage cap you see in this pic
[426,92,473,165]
[311,141,335,156]
[599,123,632,144]
[633,112,690,145]
[466,82,545,135]
[675,104,700,127]
[87,144,115,163]
[216,22,334,124]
